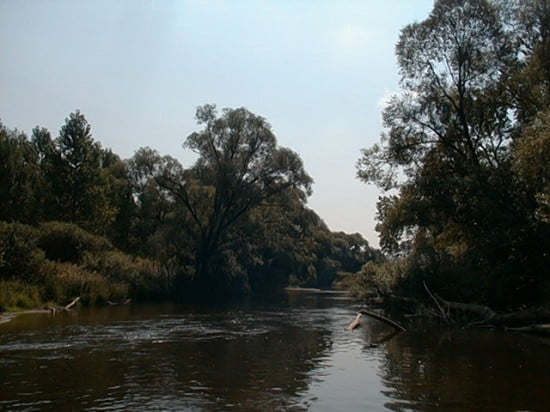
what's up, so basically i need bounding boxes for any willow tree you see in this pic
[157,105,312,294]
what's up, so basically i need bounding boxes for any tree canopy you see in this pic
[1,106,377,307]
[357,0,550,307]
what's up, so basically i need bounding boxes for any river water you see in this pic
[1,290,549,411]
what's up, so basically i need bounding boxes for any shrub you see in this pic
[0,220,172,308]
[0,222,45,282]
[38,221,112,264]
[45,262,110,306]
[82,250,169,299]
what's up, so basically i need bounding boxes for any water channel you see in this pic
[1,290,549,411]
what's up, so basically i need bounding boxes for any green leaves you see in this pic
[357,0,550,306]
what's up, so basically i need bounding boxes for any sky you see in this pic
[0,0,434,247]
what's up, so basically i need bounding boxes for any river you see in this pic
[1,290,549,411]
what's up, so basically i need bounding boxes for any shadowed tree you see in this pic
[357,0,550,306]
[0,122,40,223]
[156,105,312,296]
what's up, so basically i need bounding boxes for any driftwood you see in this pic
[0,297,81,325]
[347,313,363,331]
[347,310,406,332]
[46,297,81,314]
[505,324,550,336]
[422,281,550,334]
[64,296,80,310]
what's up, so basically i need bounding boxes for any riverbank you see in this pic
[0,297,82,326]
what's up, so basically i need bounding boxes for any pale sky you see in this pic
[0,0,434,247]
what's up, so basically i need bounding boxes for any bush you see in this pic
[44,262,110,306]
[0,222,45,282]
[82,250,168,299]
[38,221,112,264]
[0,220,172,309]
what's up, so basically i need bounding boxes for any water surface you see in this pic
[1,291,549,410]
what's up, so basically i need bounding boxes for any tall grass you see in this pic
[0,221,173,311]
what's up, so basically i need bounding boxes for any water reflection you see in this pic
[379,326,550,411]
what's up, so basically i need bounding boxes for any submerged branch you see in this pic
[505,324,550,336]
[347,310,406,332]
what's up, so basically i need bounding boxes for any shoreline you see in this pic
[0,308,61,326]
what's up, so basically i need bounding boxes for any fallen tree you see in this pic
[0,297,82,326]
[505,324,550,337]
[422,281,550,333]
[46,297,81,314]
[347,310,406,332]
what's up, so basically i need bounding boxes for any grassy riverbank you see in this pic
[0,221,173,313]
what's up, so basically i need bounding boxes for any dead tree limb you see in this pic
[46,297,81,314]
[348,309,406,332]
[64,297,80,311]
[505,324,550,336]
[346,313,363,331]
[492,309,550,327]
[422,282,550,328]
[423,281,450,323]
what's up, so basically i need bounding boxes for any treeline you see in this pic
[0,106,377,310]
[344,0,550,310]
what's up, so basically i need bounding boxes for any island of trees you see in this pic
[1,0,549,326]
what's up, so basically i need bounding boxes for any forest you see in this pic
[1,0,549,317]
[0,106,378,310]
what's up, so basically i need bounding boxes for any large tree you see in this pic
[357,0,550,305]
[40,111,117,234]
[156,105,312,294]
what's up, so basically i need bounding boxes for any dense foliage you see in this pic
[0,107,376,309]
[355,0,550,308]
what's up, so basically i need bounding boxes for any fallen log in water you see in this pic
[346,310,406,332]
[505,324,550,337]
[347,313,363,331]
[422,281,550,329]
[46,297,81,314]
[107,298,131,306]
[64,296,80,310]
[0,297,81,325]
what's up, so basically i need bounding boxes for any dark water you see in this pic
[1,290,549,411]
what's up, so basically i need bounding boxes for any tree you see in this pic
[512,109,550,223]
[43,111,116,233]
[156,105,312,295]
[357,0,550,306]
[0,122,40,223]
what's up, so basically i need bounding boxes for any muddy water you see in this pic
[1,290,549,411]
